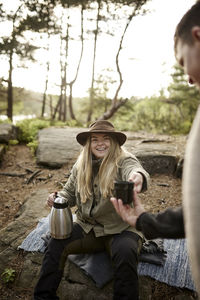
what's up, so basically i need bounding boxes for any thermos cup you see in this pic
[114,181,134,204]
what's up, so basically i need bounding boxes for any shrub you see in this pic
[9,139,19,145]
[27,140,38,155]
[1,268,16,284]
[16,119,51,143]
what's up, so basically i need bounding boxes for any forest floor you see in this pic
[0,145,197,299]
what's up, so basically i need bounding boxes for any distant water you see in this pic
[0,114,36,125]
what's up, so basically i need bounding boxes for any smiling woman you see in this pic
[33,119,150,300]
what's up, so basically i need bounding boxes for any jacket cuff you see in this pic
[136,212,148,231]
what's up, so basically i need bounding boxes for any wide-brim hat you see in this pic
[76,120,127,146]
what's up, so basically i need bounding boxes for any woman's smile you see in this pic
[91,133,111,158]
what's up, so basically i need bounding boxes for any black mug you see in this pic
[114,181,134,204]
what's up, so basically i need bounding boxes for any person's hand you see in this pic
[46,192,57,208]
[128,172,143,193]
[110,191,145,227]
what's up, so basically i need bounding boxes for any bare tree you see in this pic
[41,33,50,118]
[0,3,36,121]
[87,0,101,123]
[67,3,85,120]
[98,0,149,120]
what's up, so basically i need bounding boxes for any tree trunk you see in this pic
[62,15,69,122]
[68,4,85,121]
[53,15,66,121]
[87,0,101,123]
[41,33,50,118]
[7,50,13,121]
[68,83,75,120]
[53,94,62,120]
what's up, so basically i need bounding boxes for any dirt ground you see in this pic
[0,145,197,299]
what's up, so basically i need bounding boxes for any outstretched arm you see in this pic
[111,192,185,239]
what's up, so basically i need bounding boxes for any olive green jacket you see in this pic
[59,154,149,238]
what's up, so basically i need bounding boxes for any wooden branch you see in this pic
[0,172,26,177]
[36,177,48,181]
[157,183,170,187]
[1,78,9,83]
[17,163,34,173]
[97,98,128,120]
[24,168,34,173]
[27,170,42,184]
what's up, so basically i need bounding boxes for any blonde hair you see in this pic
[76,135,127,203]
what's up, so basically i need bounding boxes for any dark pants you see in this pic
[34,223,142,300]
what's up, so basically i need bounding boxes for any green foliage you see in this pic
[27,140,38,155]
[16,118,82,147]
[127,97,169,133]
[109,93,194,135]
[111,99,136,131]
[16,118,51,143]
[1,268,16,284]
[0,119,12,124]
[168,64,200,124]
[110,64,200,135]
[9,140,19,145]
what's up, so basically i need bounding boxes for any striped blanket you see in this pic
[18,216,196,291]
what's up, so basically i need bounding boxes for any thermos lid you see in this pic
[53,196,68,209]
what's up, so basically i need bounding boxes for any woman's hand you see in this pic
[128,172,143,193]
[46,192,57,208]
[110,191,145,227]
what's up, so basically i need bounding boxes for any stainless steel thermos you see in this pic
[49,195,73,239]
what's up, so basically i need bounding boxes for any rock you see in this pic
[15,252,42,290]
[137,154,178,175]
[0,247,17,270]
[0,189,49,273]
[36,127,82,168]
[128,141,178,175]
[0,123,18,143]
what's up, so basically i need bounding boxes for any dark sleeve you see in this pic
[136,207,185,239]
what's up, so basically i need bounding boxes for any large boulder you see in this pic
[36,127,82,168]
[134,142,178,175]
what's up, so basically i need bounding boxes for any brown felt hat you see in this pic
[76,120,127,146]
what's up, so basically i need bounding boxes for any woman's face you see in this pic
[90,133,111,159]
